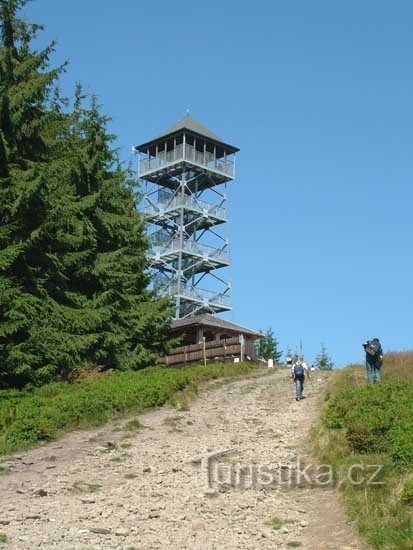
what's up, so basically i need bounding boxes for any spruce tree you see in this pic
[314,344,334,370]
[0,0,87,387]
[258,328,282,363]
[0,1,171,387]
[68,90,171,370]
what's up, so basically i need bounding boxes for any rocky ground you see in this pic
[0,368,364,549]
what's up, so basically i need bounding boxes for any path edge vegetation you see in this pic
[310,352,413,549]
[0,362,266,458]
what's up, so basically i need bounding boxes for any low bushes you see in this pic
[326,381,413,465]
[0,362,255,456]
[313,353,413,548]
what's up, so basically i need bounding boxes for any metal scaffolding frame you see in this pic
[135,115,239,319]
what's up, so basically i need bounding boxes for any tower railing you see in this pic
[151,239,230,264]
[144,195,227,221]
[164,282,231,308]
[139,143,234,178]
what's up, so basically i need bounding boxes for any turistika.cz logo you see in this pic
[189,448,384,496]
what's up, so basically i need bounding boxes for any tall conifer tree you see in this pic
[69,90,171,371]
[0,1,171,387]
[0,0,83,387]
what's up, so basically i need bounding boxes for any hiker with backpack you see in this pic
[362,338,383,384]
[291,357,310,401]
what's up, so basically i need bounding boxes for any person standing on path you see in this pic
[291,357,310,401]
[362,338,383,384]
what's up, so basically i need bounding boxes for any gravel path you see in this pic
[0,368,363,549]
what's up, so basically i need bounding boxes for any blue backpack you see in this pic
[294,363,305,378]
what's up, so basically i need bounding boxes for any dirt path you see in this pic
[0,369,363,549]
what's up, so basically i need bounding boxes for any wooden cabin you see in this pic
[161,314,263,366]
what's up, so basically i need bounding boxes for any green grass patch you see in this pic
[264,516,297,530]
[0,362,255,456]
[312,353,413,549]
[265,516,283,530]
[0,533,7,544]
[123,419,141,431]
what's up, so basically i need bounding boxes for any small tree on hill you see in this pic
[258,328,282,363]
[315,344,334,370]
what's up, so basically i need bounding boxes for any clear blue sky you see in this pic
[26,0,413,366]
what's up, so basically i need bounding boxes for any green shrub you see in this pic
[389,423,413,468]
[326,380,413,466]
[0,362,255,455]
[314,354,413,548]
[400,479,413,507]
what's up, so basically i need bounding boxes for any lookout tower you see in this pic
[135,115,239,319]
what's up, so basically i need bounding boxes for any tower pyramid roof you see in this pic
[136,114,239,153]
[154,114,221,142]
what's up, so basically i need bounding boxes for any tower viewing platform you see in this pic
[135,115,238,319]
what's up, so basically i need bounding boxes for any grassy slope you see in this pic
[0,362,259,457]
[312,352,413,549]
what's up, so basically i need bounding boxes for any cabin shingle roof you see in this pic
[170,314,263,339]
